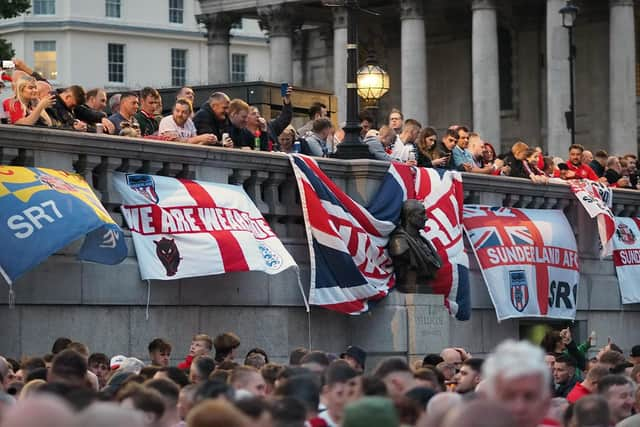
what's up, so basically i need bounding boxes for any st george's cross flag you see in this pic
[463,206,580,321]
[611,217,640,304]
[290,155,470,320]
[570,180,615,257]
[0,166,127,285]
[114,173,296,280]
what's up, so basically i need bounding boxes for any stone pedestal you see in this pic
[545,0,571,157]
[472,0,500,146]
[400,0,428,125]
[609,0,637,156]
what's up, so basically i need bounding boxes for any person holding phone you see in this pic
[246,83,293,151]
[433,127,458,170]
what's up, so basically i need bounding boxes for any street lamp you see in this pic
[559,1,579,147]
[357,54,389,109]
[325,0,372,159]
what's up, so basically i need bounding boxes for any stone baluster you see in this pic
[504,193,521,207]
[243,170,270,214]
[0,147,20,166]
[263,171,288,237]
[73,154,104,199]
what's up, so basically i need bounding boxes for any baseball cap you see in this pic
[110,354,126,370]
[630,345,640,358]
[340,346,367,370]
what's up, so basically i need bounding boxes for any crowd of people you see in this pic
[0,328,638,427]
[1,58,638,189]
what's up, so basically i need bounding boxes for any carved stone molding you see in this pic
[471,0,497,11]
[400,0,424,20]
[332,6,349,29]
[196,13,235,45]
[258,5,299,38]
[609,0,634,7]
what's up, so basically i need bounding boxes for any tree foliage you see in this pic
[0,0,31,19]
[0,0,30,62]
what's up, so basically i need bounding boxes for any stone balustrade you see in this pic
[1,125,639,366]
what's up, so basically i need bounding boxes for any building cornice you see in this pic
[0,19,206,40]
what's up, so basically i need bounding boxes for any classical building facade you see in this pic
[198,0,638,157]
[0,0,269,90]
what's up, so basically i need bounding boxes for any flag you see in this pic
[0,166,127,284]
[611,217,640,304]
[463,206,579,321]
[114,173,296,280]
[291,155,470,319]
[569,180,615,257]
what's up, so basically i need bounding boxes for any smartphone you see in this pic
[2,60,15,69]
[280,83,288,98]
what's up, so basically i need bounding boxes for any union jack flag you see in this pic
[290,155,470,319]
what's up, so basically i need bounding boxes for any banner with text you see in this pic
[612,217,640,304]
[0,166,126,285]
[114,173,296,280]
[463,206,579,321]
[570,180,615,257]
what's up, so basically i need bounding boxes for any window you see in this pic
[171,49,187,87]
[33,0,55,15]
[33,41,57,80]
[105,0,121,18]
[231,54,246,83]
[108,43,125,83]
[169,0,183,24]
[498,26,514,111]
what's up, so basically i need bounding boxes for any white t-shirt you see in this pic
[158,115,197,140]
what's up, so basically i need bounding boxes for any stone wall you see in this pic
[1,125,639,369]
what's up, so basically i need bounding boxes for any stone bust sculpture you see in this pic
[389,199,442,293]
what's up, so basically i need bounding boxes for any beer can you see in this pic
[95,123,104,134]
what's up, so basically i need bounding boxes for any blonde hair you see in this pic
[12,77,52,126]
[228,99,250,115]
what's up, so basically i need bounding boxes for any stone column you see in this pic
[333,7,348,124]
[609,0,637,156]
[400,0,428,124]
[258,5,296,83]
[471,0,500,146]
[546,0,571,157]
[197,13,234,84]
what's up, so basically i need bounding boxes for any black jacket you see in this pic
[46,93,76,129]
[228,124,255,149]
[193,102,230,140]
[266,102,292,148]
[589,159,605,177]
[75,104,108,133]
[504,154,530,179]
[435,141,455,170]
[554,375,578,398]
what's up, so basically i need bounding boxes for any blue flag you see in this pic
[0,166,127,284]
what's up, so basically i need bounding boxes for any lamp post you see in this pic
[357,53,390,111]
[559,1,579,147]
[330,1,372,159]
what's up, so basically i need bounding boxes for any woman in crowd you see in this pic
[524,148,548,183]
[7,76,54,127]
[415,127,448,168]
[277,126,296,153]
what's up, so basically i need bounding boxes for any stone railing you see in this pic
[2,124,640,363]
